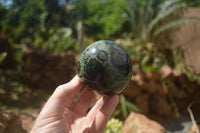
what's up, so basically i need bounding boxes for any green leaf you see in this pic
[106,118,123,133]
[126,100,143,113]
[0,52,7,65]
[120,94,128,118]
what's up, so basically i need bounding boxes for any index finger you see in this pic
[92,95,119,133]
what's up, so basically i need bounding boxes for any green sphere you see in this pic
[77,40,132,95]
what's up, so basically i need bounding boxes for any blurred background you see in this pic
[0,0,200,132]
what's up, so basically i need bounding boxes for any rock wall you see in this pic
[21,46,76,90]
[123,65,200,122]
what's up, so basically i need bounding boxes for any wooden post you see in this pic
[77,20,83,53]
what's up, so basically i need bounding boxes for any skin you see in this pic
[31,75,119,133]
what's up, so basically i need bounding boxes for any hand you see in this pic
[31,75,119,133]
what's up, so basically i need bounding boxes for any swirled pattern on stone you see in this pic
[77,40,132,95]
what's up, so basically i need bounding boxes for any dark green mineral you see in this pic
[77,40,132,95]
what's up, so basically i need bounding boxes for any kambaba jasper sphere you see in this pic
[77,40,132,95]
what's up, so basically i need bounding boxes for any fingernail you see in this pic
[70,75,83,88]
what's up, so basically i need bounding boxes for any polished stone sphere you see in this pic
[77,40,132,95]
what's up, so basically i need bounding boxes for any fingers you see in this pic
[92,95,119,133]
[40,75,83,116]
[86,96,107,125]
[72,88,95,115]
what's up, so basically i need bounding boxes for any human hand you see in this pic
[31,75,119,133]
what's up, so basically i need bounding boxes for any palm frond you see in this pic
[153,17,200,36]
[147,0,185,33]
[144,0,154,26]
[159,0,181,10]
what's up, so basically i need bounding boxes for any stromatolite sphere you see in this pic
[77,40,132,95]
